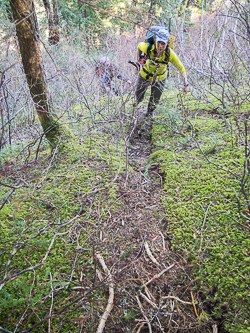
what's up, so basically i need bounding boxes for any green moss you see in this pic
[0,129,128,332]
[151,96,250,332]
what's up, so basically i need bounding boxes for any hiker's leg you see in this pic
[111,81,119,96]
[147,78,166,115]
[134,74,151,107]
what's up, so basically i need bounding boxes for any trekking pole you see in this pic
[128,60,140,71]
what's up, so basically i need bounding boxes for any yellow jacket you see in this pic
[138,42,186,82]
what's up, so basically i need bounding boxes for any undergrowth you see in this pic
[0,133,126,332]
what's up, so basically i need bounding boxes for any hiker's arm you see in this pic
[169,49,185,74]
[137,49,143,62]
[137,42,148,61]
[117,73,132,84]
[169,49,189,94]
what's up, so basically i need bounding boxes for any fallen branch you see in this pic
[96,254,114,333]
[144,242,159,265]
[141,264,175,288]
[161,296,192,305]
[96,269,103,282]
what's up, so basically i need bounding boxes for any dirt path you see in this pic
[93,114,212,332]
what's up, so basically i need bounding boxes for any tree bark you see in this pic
[9,0,61,146]
[42,0,53,42]
[51,0,59,45]
[42,0,59,45]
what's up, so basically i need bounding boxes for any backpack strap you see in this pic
[146,44,170,63]
[147,43,153,70]
[154,45,170,77]
[146,43,170,73]
[147,42,153,59]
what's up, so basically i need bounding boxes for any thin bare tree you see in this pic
[43,0,59,45]
[9,0,63,146]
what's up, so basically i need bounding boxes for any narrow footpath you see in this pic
[96,113,211,332]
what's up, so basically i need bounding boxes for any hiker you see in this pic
[133,27,189,117]
[96,56,132,95]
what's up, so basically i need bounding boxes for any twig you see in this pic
[48,272,54,333]
[136,323,145,333]
[141,264,175,288]
[96,254,114,333]
[191,133,240,179]
[0,215,79,290]
[158,231,166,252]
[0,326,13,333]
[96,269,103,282]
[63,175,76,194]
[144,242,159,265]
[201,203,211,231]
[209,212,250,230]
[139,292,158,309]
[151,170,163,186]
[136,296,152,333]
[34,135,62,190]
[0,180,29,189]
[191,291,199,319]
[161,296,192,305]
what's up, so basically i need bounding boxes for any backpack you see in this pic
[145,25,170,44]
[140,25,175,69]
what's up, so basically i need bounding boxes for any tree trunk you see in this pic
[51,0,59,45]
[9,0,61,146]
[43,0,59,45]
[42,0,53,43]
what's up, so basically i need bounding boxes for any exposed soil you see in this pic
[90,112,215,332]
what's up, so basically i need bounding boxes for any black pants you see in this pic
[135,74,166,115]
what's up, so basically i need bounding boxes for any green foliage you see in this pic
[57,0,123,31]
[0,144,23,163]
[0,0,12,20]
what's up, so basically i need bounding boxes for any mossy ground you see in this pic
[151,89,250,332]
[1,86,250,332]
[0,131,126,332]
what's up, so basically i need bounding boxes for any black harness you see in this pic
[142,43,170,80]
[142,67,167,80]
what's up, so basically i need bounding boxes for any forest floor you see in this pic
[1,96,249,333]
[75,107,216,332]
